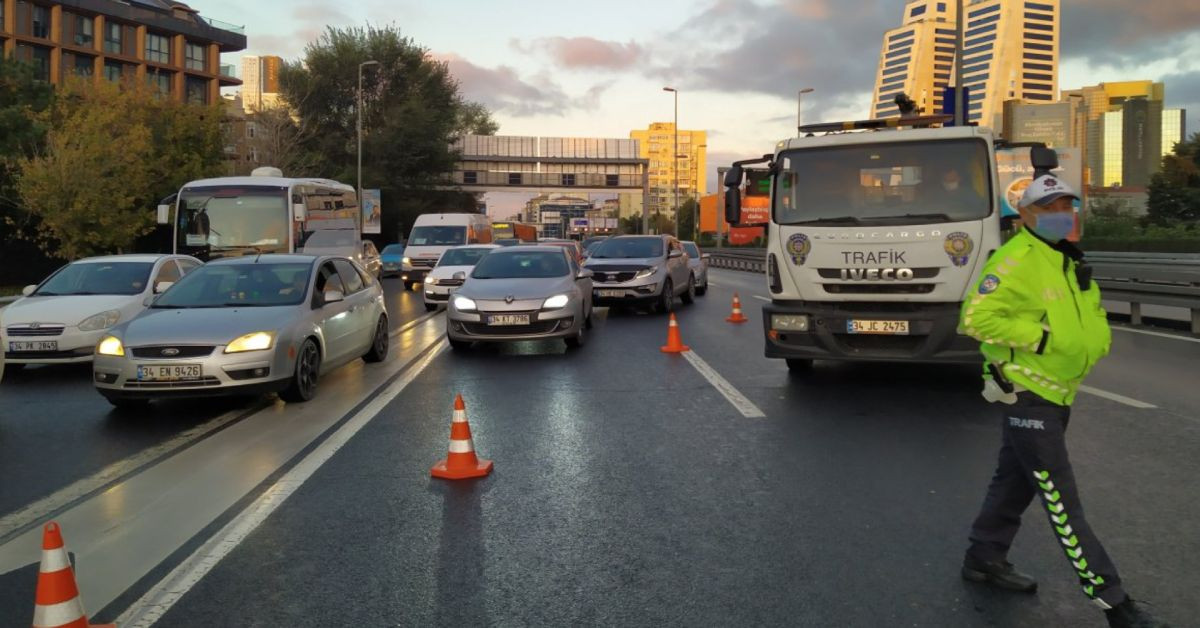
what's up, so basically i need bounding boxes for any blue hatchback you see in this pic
[380,243,405,277]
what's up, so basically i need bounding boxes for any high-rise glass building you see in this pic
[871,0,1060,129]
[241,54,282,112]
[1062,81,1185,188]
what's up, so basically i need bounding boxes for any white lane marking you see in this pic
[116,340,448,627]
[0,407,252,540]
[1111,325,1200,345]
[1078,385,1157,410]
[752,295,770,302]
[682,351,766,418]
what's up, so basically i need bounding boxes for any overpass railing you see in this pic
[706,248,1200,335]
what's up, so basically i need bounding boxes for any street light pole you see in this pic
[357,60,380,207]
[796,87,814,134]
[664,87,679,237]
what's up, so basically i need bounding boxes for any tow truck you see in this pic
[723,112,1059,371]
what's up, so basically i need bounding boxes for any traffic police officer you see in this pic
[959,175,1168,628]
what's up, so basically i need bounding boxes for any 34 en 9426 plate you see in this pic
[137,364,203,381]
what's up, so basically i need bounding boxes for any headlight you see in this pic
[402,257,412,266]
[542,294,569,310]
[634,266,658,279]
[425,276,438,285]
[771,314,810,332]
[79,309,121,332]
[452,295,477,312]
[224,331,276,353]
[97,336,125,356]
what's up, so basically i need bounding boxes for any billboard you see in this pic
[361,189,381,234]
[740,195,770,225]
[995,147,1084,239]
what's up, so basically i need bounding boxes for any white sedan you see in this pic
[422,244,499,311]
[0,254,201,367]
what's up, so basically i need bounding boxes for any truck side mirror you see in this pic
[724,187,742,226]
[156,204,171,225]
[723,166,744,188]
[293,203,307,222]
[1030,146,1059,178]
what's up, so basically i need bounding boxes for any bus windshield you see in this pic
[773,139,992,226]
[177,186,289,260]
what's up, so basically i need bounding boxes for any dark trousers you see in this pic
[967,392,1127,609]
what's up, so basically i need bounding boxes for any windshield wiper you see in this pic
[869,213,956,223]
[789,216,863,226]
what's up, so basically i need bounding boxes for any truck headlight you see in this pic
[452,295,477,312]
[542,294,569,310]
[225,331,276,353]
[79,309,121,332]
[634,266,658,280]
[97,336,125,356]
[771,314,810,332]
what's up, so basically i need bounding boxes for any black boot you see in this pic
[1105,598,1170,628]
[961,555,1038,593]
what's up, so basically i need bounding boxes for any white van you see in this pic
[400,213,493,290]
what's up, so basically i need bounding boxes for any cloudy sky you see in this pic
[196,0,1200,199]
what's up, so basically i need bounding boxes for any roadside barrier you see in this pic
[726,294,749,324]
[431,394,493,480]
[32,522,114,628]
[660,313,690,353]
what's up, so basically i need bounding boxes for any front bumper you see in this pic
[447,307,580,342]
[400,267,429,283]
[2,328,106,364]
[762,300,980,364]
[93,346,292,399]
[591,281,661,306]
[423,284,460,302]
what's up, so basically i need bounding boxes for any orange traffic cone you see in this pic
[660,313,691,353]
[726,293,749,324]
[431,394,493,480]
[32,522,113,628]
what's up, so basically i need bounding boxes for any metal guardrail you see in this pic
[706,249,1200,335]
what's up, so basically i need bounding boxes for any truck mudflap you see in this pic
[762,300,980,364]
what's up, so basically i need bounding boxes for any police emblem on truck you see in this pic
[786,233,811,266]
[944,232,974,267]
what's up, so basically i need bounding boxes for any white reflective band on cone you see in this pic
[451,410,467,423]
[39,547,71,572]
[32,598,86,627]
[448,439,475,453]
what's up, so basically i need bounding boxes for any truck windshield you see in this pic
[774,139,992,226]
[410,226,467,246]
[177,186,289,260]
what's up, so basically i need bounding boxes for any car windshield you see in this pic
[33,261,155,296]
[176,187,289,259]
[683,243,701,258]
[584,238,607,252]
[472,251,569,279]
[590,237,664,259]
[301,229,358,249]
[381,244,405,255]
[438,248,493,266]
[409,226,467,246]
[774,139,992,226]
[152,262,312,308]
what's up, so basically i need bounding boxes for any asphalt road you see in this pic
[1,268,1196,627]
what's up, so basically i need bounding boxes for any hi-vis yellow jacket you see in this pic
[960,228,1112,406]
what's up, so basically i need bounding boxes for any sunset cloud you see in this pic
[514,36,645,71]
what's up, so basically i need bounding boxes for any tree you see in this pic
[1147,132,1200,226]
[279,25,497,240]
[239,104,322,177]
[0,56,56,281]
[677,197,699,242]
[16,79,225,258]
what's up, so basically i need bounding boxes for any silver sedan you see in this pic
[682,241,710,296]
[446,246,593,350]
[93,255,389,408]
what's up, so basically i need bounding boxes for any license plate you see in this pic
[487,314,530,326]
[9,340,57,352]
[136,364,202,381]
[597,289,624,298]
[846,319,910,335]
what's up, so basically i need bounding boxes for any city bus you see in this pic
[491,221,538,243]
[157,167,360,261]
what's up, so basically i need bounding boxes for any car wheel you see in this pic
[696,277,708,296]
[362,316,389,363]
[448,335,472,351]
[281,338,321,402]
[681,275,696,304]
[565,321,586,349]
[424,303,438,312]
[104,396,150,411]
[655,279,674,314]
[786,358,814,374]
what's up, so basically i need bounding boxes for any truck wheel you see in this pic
[786,358,813,374]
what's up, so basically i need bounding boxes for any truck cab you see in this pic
[725,115,1005,370]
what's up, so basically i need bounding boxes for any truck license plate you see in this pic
[487,314,530,326]
[137,364,202,381]
[9,341,58,352]
[846,319,909,335]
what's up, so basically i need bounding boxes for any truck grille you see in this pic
[411,258,437,269]
[6,325,65,337]
[123,377,222,389]
[823,284,936,295]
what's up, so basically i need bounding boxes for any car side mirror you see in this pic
[577,269,594,280]
[701,253,711,260]
[322,289,344,305]
[154,281,174,294]
[669,249,683,259]
[22,285,37,296]
[452,271,467,281]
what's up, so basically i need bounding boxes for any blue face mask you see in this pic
[1033,211,1074,242]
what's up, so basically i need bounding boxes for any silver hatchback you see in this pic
[93,255,389,408]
